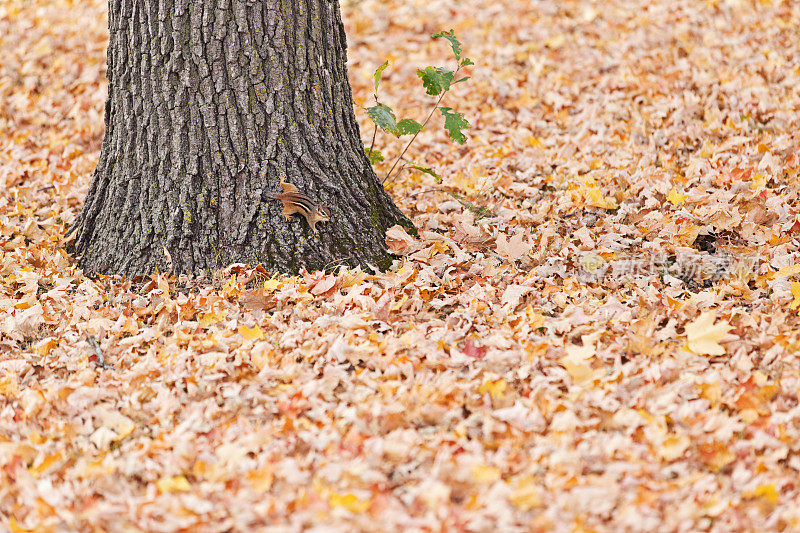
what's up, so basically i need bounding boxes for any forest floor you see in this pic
[2,0,800,531]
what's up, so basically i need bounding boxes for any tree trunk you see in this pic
[69,0,413,277]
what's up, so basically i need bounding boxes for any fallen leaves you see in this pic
[2,0,800,531]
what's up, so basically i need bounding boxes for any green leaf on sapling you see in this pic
[366,103,398,134]
[396,118,424,135]
[440,107,470,144]
[366,147,385,164]
[373,60,389,93]
[417,66,455,96]
[432,30,462,61]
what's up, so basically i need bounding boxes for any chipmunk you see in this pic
[266,178,331,232]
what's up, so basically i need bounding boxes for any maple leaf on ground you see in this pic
[495,231,531,261]
[667,188,687,205]
[685,311,731,355]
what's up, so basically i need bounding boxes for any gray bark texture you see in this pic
[69,0,413,277]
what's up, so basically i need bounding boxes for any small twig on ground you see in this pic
[87,335,113,369]
[406,188,495,218]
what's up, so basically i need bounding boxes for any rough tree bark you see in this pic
[69,0,413,277]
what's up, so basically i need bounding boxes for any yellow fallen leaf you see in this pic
[8,518,34,533]
[770,264,800,280]
[667,188,687,205]
[526,307,545,329]
[471,464,501,484]
[745,483,779,504]
[527,136,544,148]
[750,173,767,193]
[479,379,507,400]
[686,311,731,355]
[451,171,479,194]
[35,338,56,356]
[221,275,241,297]
[157,475,191,493]
[199,309,227,327]
[561,356,593,383]
[740,408,759,423]
[0,376,19,396]
[790,283,800,311]
[263,278,282,292]
[28,452,62,477]
[545,33,566,49]
[581,182,617,210]
[758,382,780,403]
[329,492,370,513]
[699,441,735,472]
[658,434,690,461]
[238,324,265,341]
[509,476,541,510]
[340,271,368,288]
[698,381,722,404]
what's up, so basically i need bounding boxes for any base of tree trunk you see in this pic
[68,0,414,277]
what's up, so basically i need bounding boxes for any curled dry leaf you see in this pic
[385,224,416,254]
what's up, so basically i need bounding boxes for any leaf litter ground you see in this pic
[2,0,800,531]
